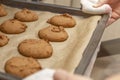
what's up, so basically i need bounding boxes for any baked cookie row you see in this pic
[0,4,77,78]
[0,5,39,47]
[0,5,43,78]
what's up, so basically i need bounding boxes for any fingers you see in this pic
[107,11,120,26]
[105,74,120,80]
[106,18,115,26]
[112,11,120,20]
[54,69,68,80]
[54,69,92,80]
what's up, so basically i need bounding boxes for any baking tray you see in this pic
[0,0,109,79]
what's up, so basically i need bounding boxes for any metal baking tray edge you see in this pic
[0,0,109,79]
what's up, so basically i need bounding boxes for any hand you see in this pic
[105,73,120,80]
[53,69,91,80]
[94,0,120,26]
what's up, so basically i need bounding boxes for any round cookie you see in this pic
[5,57,42,78]
[0,19,27,34]
[14,8,38,22]
[38,25,68,42]
[0,4,7,17]
[0,33,9,47]
[18,39,53,59]
[47,13,76,28]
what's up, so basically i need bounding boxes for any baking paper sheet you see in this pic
[0,5,101,73]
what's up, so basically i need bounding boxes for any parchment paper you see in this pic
[0,5,101,73]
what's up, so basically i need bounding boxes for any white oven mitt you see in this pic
[23,68,92,80]
[23,69,55,80]
[80,0,112,14]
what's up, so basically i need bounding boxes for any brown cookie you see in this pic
[38,25,68,42]
[0,33,9,47]
[18,39,53,59]
[5,57,42,78]
[0,19,27,34]
[47,13,76,28]
[0,4,7,17]
[14,8,38,22]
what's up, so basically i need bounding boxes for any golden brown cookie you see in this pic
[38,25,68,42]
[47,13,76,28]
[0,4,7,17]
[18,39,53,59]
[14,8,38,22]
[0,33,9,47]
[5,57,42,78]
[0,19,27,34]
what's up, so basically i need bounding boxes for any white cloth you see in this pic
[23,69,92,80]
[80,0,112,14]
[23,69,55,80]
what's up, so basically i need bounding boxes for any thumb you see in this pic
[53,69,92,80]
[53,69,68,80]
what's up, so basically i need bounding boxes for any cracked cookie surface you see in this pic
[0,33,9,47]
[0,4,7,17]
[0,19,27,34]
[38,25,68,42]
[18,39,53,59]
[47,13,76,28]
[5,57,42,78]
[14,8,38,22]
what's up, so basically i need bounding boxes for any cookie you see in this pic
[0,33,9,47]
[0,19,27,34]
[5,57,42,78]
[0,4,7,17]
[14,8,38,22]
[47,13,76,28]
[38,25,68,42]
[18,39,53,59]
